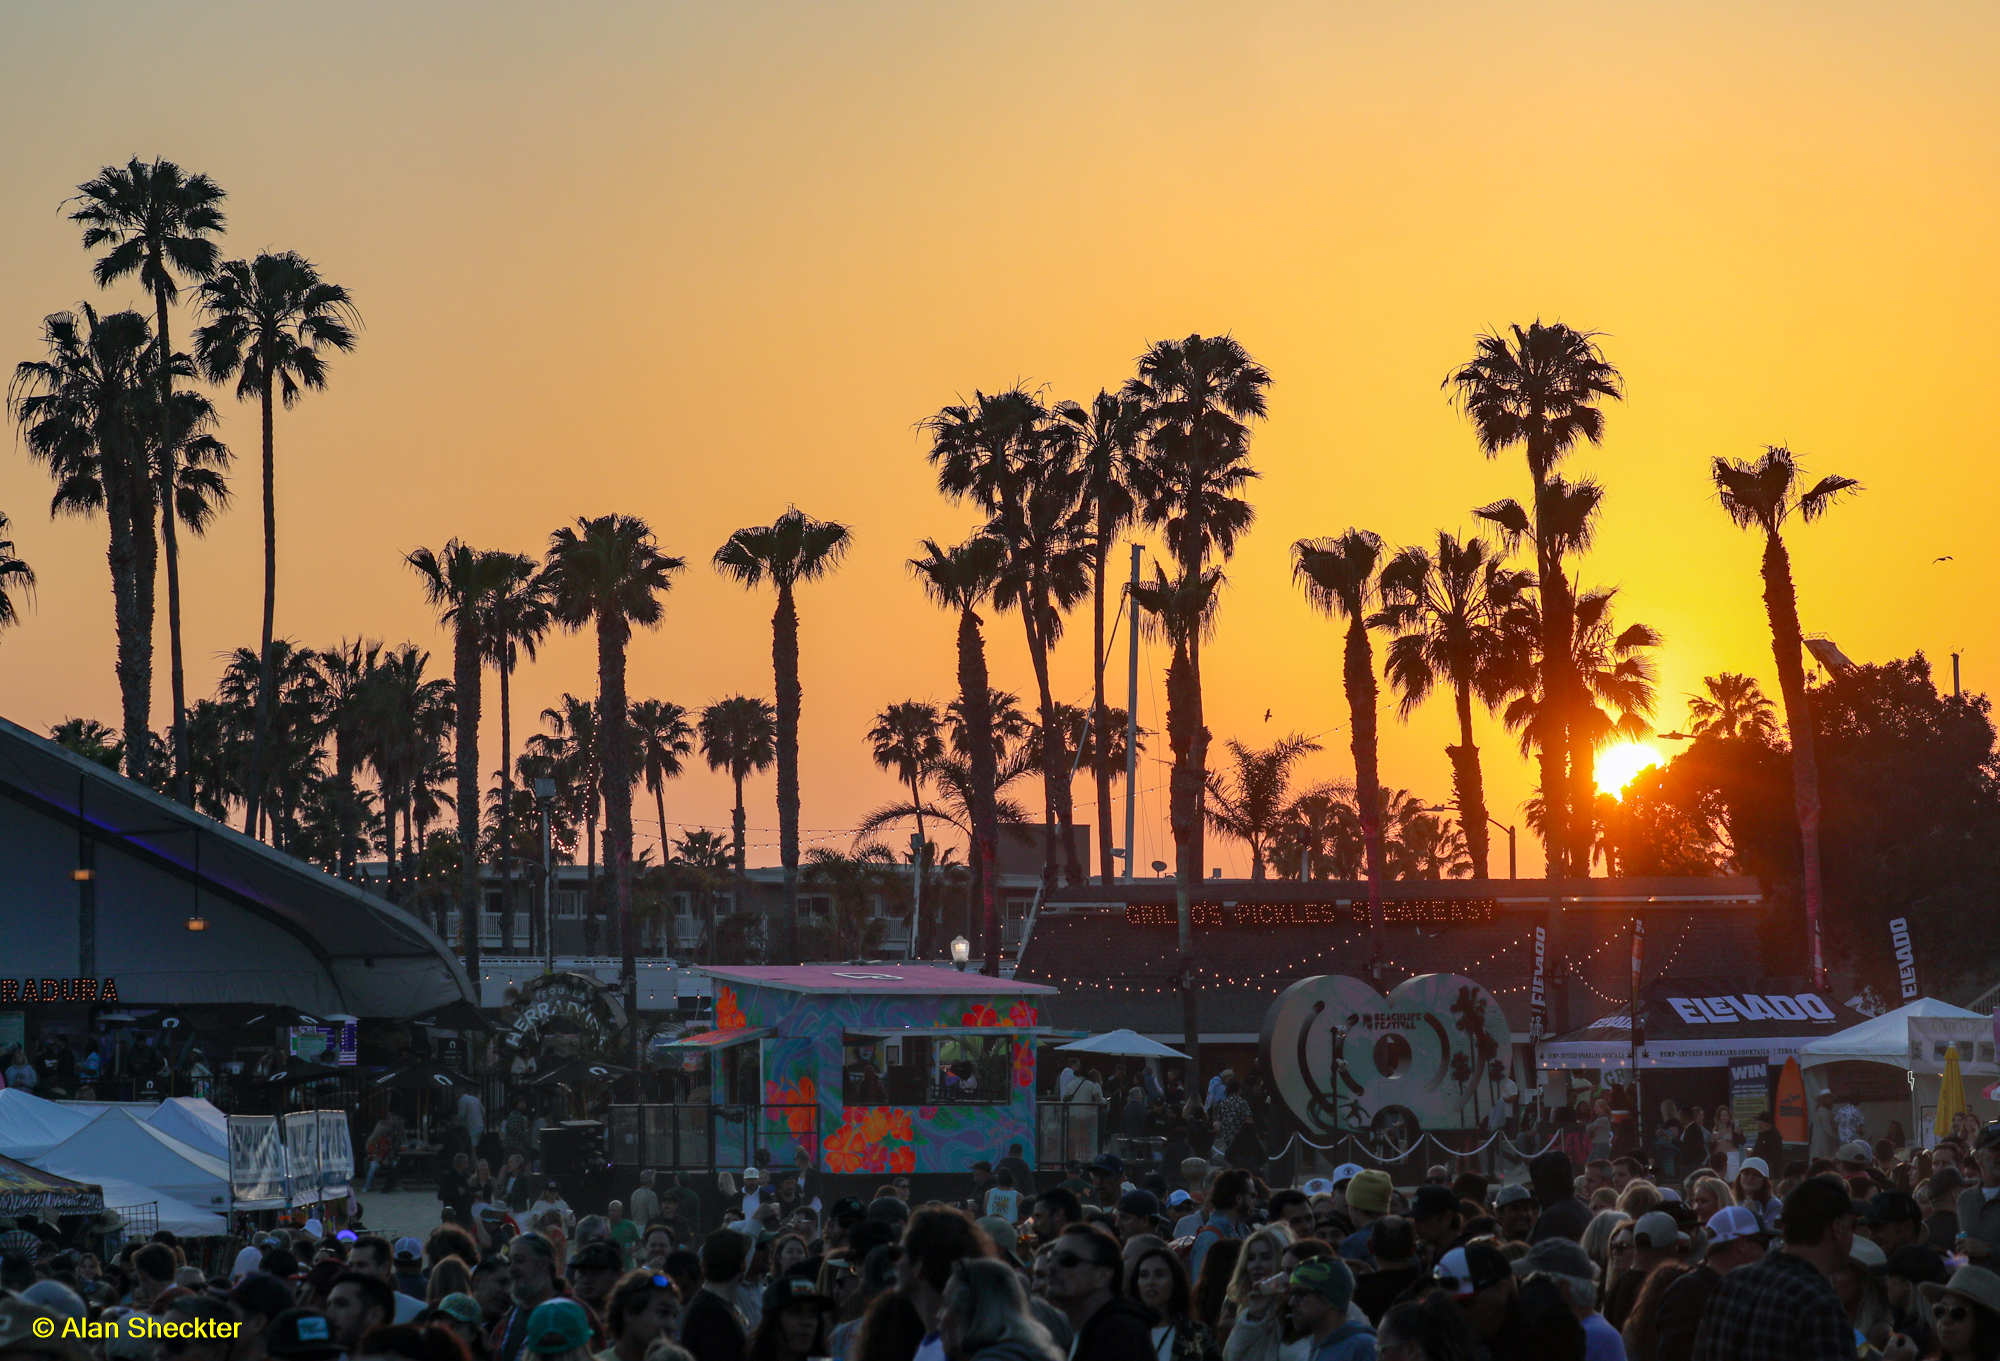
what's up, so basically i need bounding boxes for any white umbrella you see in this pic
[1055,1029,1189,1059]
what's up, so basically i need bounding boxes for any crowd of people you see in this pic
[9,1116,2000,1361]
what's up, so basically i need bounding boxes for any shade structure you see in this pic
[32,1107,229,1212]
[0,1153,102,1215]
[526,1057,634,1086]
[1054,1029,1190,1059]
[0,714,476,1016]
[0,1090,94,1160]
[1538,977,1863,1068]
[259,1059,348,1088]
[366,1064,475,1092]
[145,1099,228,1160]
[403,1000,495,1033]
[1795,998,1982,1070]
[1939,1045,1966,1138]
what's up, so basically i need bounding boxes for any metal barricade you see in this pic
[606,1103,819,1174]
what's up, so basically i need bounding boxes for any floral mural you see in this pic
[716,987,747,1031]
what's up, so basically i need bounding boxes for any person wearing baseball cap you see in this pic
[1954,1122,2000,1270]
[1652,1206,1771,1361]
[524,1298,594,1357]
[1493,1183,1539,1243]
[1437,1240,1584,1360]
[1860,1190,1928,1256]
[264,1309,343,1361]
[228,1273,301,1361]
[1512,1238,1619,1361]
[1283,1259,1372,1361]
[1408,1185,1468,1267]
[1602,1211,1687,1332]
[1687,1175,1856,1361]
[1116,1188,1163,1241]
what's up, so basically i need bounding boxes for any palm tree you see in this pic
[909,534,1010,970]
[543,514,685,1031]
[364,642,453,899]
[713,508,852,963]
[631,698,696,862]
[1712,445,1860,988]
[1446,323,1622,875]
[11,305,158,778]
[481,556,551,942]
[51,717,121,769]
[1205,734,1322,879]
[925,392,1093,889]
[1125,335,1269,1045]
[1293,529,1389,941]
[1376,531,1532,879]
[0,513,32,638]
[866,700,946,954]
[1130,561,1223,1056]
[800,845,899,961]
[193,251,358,834]
[70,158,227,804]
[216,639,327,850]
[314,638,384,880]
[670,827,733,961]
[698,694,778,954]
[529,694,602,935]
[1050,391,1142,882]
[1268,783,1359,880]
[1687,672,1780,741]
[407,540,518,977]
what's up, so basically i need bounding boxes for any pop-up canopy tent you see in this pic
[57,1097,229,1162]
[1796,997,1994,1147]
[1538,977,1865,1069]
[0,1089,94,1160]
[31,1107,229,1212]
[93,1175,226,1237]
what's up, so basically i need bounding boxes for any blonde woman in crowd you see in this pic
[1688,1176,1734,1222]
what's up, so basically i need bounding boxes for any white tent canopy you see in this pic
[0,1089,94,1160]
[94,1176,226,1237]
[1795,998,1981,1070]
[1055,1029,1189,1059]
[32,1107,229,1211]
[144,1099,228,1160]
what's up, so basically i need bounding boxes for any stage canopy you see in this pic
[0,715,476,1015]
[1538,977,1866,1069]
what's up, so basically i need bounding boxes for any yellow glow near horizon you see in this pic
[1597,744,1663,799]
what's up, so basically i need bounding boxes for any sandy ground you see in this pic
[347,1187,456,1243]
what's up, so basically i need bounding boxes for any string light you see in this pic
[1122,899,1500,929]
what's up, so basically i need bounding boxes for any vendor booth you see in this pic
[1537,977,1865,1121]
[1796,998,1996,1148]
[611,965,1055,1189]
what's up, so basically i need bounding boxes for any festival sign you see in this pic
[1888,918,1921,1002]
[502,971,629,1055]
[1261,973,1512,1140]
[1539,977,1862,1069]
[226,1116,286,1210]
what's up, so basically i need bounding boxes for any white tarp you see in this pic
[147,1099,228,1160]
[94,1176,227,1237]
[33,1107,229,1210]
[0,1089,93,1160]
[1795,997,1982,1071]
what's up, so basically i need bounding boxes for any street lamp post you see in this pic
[950,935,970,972]
[534,778,556,975]
[1421,804,1517,878]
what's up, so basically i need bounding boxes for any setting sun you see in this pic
[1597,742,1663,799]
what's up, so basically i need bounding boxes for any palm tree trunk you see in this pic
[453,623,482,981]
[585,804,599,952]
[336,742,359,879]
[1345,617,1386,942]
[152,287,192,805]
[128,432,160,786]
[1163,627,1202,1078]
[101,430,149,783]
[959,607,1002,975]
[654,782,670,871]
[1762,530,1827,986]
[906,771,928,956]
[245,368,278,833]
[772,584,802,964]
[1450,681,1491,879]
[1021,607,1065,893]
[1092,524,1115,883]
[499,660,515,955]
[597,614,639,1057]
[731,771,747,962]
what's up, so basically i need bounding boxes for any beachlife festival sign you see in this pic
[1261,972,1513,1139]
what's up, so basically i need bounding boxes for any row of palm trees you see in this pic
[7,156,357,819]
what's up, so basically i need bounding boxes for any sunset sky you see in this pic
[2,2,1993,877]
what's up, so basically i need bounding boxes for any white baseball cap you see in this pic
[1331,1164,1364,1183]
[743,1166,761,1179]
[1705,1205,1767,1245]
[1167,1190,1192,1207]
[1738,1157,1770,1178]
[1300,1178,1334,1197]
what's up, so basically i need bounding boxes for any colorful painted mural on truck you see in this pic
[706,967,1054,1175]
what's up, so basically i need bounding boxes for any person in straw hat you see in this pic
[1899,1265,2000,1361]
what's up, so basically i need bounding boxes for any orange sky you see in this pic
[2,2,1994,878]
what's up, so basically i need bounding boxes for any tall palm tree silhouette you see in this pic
[11,305,159,780]
[0,513,33,638]
[1712,446,1860,988]
[1447,324,1622,875]
[1293,529,1389,945]
[631,698,696,865]
[194,251,357,834]
[1686,673,1780,742]
[70,158,226,804]
[910,535,1011,967]
[1205,735,1322,879]
[543,514,686,1043]
[868,700,945,946]
[407,540,521,980]
[1377,531,1530,879]
[714,508,851,963]
[482,557,552,946]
